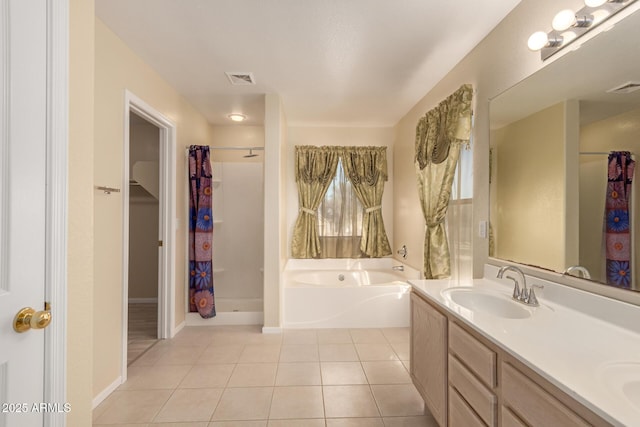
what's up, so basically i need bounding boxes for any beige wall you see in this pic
[492,102,566,271]
[286,127,395,257]
[93,18,213,397]
[392,0,592,277]
[68,0,95,424]
[263,94,287,328]
[211,125,265,162]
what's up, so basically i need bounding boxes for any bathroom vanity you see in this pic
[409,266,640,426]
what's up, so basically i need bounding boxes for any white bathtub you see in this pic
[284,259,420,329]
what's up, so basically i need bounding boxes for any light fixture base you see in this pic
[539,0,637,61]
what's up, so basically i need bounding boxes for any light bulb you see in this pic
[228,114,246,122]
[553,9,577,31]
[527,31,549,51]
[585,0,607,7]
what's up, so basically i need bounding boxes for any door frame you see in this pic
[45,0,68,425]
[122,91,176,381]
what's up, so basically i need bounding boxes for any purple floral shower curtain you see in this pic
[188,145,216,318]
[605,151,635,288]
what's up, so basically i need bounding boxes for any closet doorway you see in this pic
[127,111,160,364]
[122,92,177,379]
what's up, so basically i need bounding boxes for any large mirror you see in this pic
[490,8,640,292]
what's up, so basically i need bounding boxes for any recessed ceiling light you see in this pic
[228,113,247,122]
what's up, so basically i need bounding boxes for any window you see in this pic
[451,143,473,201]
[448,142,473,281]
[317,159,364,257]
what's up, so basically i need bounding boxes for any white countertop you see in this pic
[409,265,640,427]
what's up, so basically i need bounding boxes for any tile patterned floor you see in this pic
[127,303,159,365]
[93,325,438,426]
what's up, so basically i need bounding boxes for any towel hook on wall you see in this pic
[95,186,121,194]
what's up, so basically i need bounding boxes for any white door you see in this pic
[0,1,49,426]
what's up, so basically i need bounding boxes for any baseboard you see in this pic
[92,376,122,409]
[262,326,282,334]
[128,297,158,304]
[173,320,186,337]
[185,311,263,326]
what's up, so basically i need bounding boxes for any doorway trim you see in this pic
[45,0,68,425]
[122,91,176,381]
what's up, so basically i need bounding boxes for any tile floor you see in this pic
[93,325,438,426]
[127,302,159,365]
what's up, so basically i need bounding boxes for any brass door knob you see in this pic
[13,303,52,333]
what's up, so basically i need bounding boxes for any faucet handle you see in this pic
[504,276,521,299]
[526,284,543,306]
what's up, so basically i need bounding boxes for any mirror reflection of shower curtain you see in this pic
[604,151,635,289]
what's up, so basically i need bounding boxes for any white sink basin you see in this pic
[441,287,532,319]
[598,361,640,413]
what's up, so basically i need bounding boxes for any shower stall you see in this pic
[187,146,265,325]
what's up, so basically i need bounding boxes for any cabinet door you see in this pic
[411,292,447,427]
[449,386,486,427]
[502,363,590,427]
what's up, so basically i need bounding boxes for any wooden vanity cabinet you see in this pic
[448,323,497,426]
[410,292,447,427]
[410,290,612,427]
[501,362,590,427]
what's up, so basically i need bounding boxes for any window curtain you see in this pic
[318,160,364,258]
[415,84,473,279]
[188,145,216,318]
[342,146,392,257]
[291,146,340,258]
[605,151,635,288]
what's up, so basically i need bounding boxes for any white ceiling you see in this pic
[95,0,522,127]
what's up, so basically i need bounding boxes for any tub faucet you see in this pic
[496,265,538,306]
[397,245,407,259]
[392,265,404,271]
[564,265,591,279]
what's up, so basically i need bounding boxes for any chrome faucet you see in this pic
[564,265,591,279]
[397,245,407,259]
[496,265,541,307]
[392,265,404,271]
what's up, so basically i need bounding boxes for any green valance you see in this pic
[415,84,473,170]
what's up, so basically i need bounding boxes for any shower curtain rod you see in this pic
[210,146,264,151]
[185,146,264,153]
[580,151,636,155]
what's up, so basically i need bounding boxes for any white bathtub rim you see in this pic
[288,269,410,287]
[284,258,420,280]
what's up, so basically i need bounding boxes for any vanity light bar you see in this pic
[530,0,637,61]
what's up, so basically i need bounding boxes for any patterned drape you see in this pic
[291,145,391,258]
[605,151,635,288]
[188,145,216,318]
[415,84,473,279]
[342,147,391,257]
[291,146,340,258]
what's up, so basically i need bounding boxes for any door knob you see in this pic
[13,302,52,333]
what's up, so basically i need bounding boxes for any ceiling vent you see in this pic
[225,72,256,85]
[607,81,640,94]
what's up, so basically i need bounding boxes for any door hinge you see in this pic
[158,240,163,247]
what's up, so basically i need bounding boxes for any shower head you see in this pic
[243,149,259,158]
